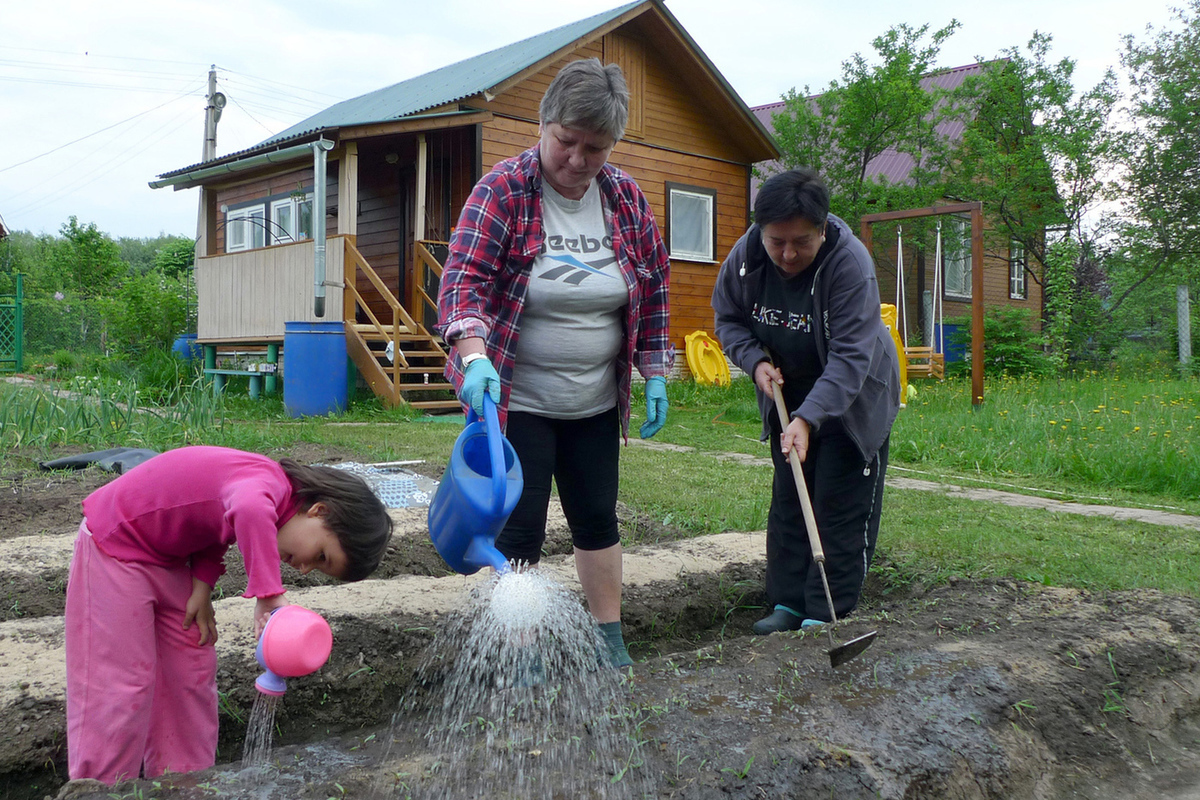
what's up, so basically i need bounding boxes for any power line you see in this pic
[0,56,201,81]
[0,74,206,94]
[12,110,197,218]
[225,94,277,136]
[0,44,203,68]
[0,82,204,174]
[217,66,344,101]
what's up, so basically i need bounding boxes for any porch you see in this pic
[195,234,456,411]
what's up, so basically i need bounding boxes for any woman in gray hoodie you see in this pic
[711,168,900,634]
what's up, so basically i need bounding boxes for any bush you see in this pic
[945,307,1056,378]
[105,270,188,354]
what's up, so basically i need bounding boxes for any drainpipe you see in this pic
[311,138,334,317]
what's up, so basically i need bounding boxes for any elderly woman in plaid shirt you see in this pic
[437,58,673,668]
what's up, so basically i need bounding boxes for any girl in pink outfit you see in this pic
[65,445,392,785]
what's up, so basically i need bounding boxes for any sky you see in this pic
[0,0,1181,240]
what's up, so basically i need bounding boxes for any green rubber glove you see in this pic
[461,357,501,416]
[639,376,668,439]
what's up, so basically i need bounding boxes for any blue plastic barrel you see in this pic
[171,333,201,361]
[283,321,349,417]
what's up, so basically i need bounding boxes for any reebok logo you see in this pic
[537,234,618,285]
[538,254,619,285]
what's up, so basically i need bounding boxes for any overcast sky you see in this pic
[0,0,1180,240]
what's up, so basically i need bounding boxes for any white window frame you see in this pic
[666,182,716,263]
[225,204,266,253]
[943,217,972,300]
[1009,240,1027,300]
[269,192,314,245]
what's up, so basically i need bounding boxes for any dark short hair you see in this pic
[539,57,629,143]
[755,168,830,228]
[280,459,392,582]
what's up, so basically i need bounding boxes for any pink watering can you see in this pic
[254,605,333,696]
[428,394,523,575]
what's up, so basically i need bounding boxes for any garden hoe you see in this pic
[772,382,878,669]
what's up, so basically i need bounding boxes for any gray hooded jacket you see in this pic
[711,213,900,462]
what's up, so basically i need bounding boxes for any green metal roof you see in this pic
[261,1,644,147]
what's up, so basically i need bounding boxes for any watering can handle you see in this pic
[466,394,507,518]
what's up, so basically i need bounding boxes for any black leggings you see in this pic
[496,407,621,565]
[766,414,888,621]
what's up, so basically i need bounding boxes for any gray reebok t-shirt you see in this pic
[509,179,630,418]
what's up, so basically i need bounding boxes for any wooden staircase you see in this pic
[340,238,460,411]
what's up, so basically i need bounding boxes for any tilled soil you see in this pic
[2,447,1198,800]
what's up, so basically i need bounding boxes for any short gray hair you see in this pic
[539,58,629,143]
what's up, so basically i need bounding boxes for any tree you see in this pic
[769,21,961,230]
[50,217,126,299]
[944,33,1119,288]
[1110,0,1200,313]
[153,236,195,279]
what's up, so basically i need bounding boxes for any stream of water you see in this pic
[380,567,649,799]
[242,692,281,767]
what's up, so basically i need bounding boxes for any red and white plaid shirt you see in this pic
[438,145,674,438]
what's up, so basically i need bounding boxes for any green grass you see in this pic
[4,369,1198,598]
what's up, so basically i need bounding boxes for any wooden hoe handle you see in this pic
[771,381,825,564]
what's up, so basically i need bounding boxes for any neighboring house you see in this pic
[150,0,777,409]
[0,212,9,240]
[751,63,1045,353]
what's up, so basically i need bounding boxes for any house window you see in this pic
[226,204,266,253]
[270,193,313,245]
[1009,241,1027,300]
[666,183,716,262]
[943,217,972,300]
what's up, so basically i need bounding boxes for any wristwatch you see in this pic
[460,352,487,367]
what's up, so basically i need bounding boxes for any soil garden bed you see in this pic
[1,446,1198,800]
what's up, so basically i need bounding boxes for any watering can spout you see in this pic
[465,535,512,574]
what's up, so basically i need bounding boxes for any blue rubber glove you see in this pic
[640,375,668,439]
[461,356,501,417]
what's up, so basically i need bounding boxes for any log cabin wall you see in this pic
[211,164,337,254]
[354,139,409,320]
[479,32,755,349]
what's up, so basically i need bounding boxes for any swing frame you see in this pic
[860,202,985,407]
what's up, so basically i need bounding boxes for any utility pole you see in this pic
[202,65,225,161]
[194,66,226,314]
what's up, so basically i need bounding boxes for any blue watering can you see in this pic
[428,394,522,575]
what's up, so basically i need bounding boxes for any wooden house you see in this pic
[752,63,1046,366]
[150,0,777,409]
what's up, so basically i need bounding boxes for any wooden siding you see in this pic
[196,237,345,340]
[482,31,747,162]
[481,116,748,348]
[354,140,407,321]
[604,33,644,139]
[211,164,337,254]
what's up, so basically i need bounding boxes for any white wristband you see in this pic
[460,352,486,367]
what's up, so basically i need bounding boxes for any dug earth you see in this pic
[1,446,1198,800]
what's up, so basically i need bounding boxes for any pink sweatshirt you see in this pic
[81,446,294,598]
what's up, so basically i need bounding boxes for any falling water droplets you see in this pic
[242,692,281,768]
[382,566,648,799]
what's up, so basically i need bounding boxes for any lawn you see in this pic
[3,368,1197,597]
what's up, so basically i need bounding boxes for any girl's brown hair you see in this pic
[279,459,392,581]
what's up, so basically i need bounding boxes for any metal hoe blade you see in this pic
[828,629,878,669]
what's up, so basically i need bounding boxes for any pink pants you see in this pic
[65,520,219,783]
